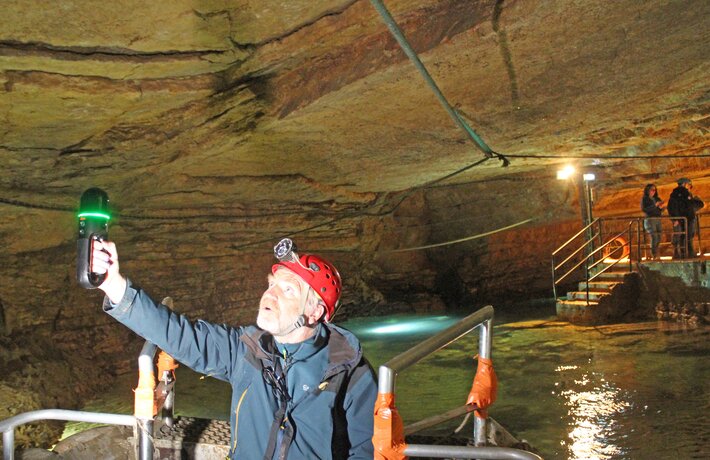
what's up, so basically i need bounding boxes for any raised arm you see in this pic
[91,239,239,381]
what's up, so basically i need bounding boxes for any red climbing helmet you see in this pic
[272,239,342,321]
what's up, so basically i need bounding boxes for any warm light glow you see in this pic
[642,256,667,262]
[603,257,630,263]
[557,165,575,180]
[583,173,596,181]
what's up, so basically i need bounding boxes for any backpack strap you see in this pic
[240,330,295,460]
[262,354,293,460]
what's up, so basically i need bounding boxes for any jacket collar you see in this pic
[241,324,361,374]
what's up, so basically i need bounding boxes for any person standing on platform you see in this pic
[667,178,704,259]
[641,183,665,260]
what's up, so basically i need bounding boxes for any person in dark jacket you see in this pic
[667,178,704,259]
[91,238,377,459]
[641,183,665,259]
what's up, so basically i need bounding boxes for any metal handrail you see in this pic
[554,232,606,286]
[551,219,600,299]
[0,340,172,460]
[0,410,136,433]
[593,215,700,257]
[588,223,633,268]
[554,227,615,287]
[610,215,685,260]
[552,219,633,303]
[405,445,543,459]
[1,410,135,460]
[554,230,601,272]
[383,306,493,374]
[552,218,600,257]
[378,305,542,460]
[552,212,705,305]
[587,246,625,281]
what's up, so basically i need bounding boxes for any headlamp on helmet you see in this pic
[272,238,342,321]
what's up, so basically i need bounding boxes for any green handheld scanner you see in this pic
[76,188,110,289]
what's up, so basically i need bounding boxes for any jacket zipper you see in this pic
[231,387,249,454]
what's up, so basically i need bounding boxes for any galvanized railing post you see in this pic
[633,219,635,262]
[0,339,176,460]
[136,341,158,460]
[0,410,136,460]
[139,420,154,460]
[3,426,15,460]
[697,214,703,256]
[551,256,557,300]
[551,218,600,302]
[474,317,493,446]
[374,306,542,459]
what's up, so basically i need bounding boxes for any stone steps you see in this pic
[566,290,609,301]
[579,280,618,292]
[555,299,600,322]
[557,264,635,323]
[594,270,629,281]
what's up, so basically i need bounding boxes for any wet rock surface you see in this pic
[656,301,710,325]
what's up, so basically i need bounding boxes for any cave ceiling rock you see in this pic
[0,0,708,256]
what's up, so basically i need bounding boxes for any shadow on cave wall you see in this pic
[0,297,6,336]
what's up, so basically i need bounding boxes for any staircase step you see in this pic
[556,298,600,323]
[578,281,618,291]
[556,298,599,307]
[566,290,608,301]
[594,271,630,281]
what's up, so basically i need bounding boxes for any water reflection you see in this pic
[352,313,710,459]
[556,373,630,459]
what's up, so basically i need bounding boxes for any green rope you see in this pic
[378,218,533,253]
[369,0,508,166]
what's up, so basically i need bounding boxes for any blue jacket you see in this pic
[103,279,377,459]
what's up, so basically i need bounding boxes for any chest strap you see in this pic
[262,354,294,460]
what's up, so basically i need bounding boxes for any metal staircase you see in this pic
[552,214,708,324]
[563,268,628,301]
[552,219,636,323]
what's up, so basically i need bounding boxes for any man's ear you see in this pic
[308,303,326,325]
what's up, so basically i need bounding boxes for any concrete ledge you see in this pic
[558,259,710,325]
[637,259,710,304]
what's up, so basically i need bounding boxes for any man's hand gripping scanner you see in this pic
[466,356,498,418]
[76,187,110,289]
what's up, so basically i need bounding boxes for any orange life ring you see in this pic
[603,236,630,260]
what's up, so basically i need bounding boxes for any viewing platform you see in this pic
[552,214,709,325]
